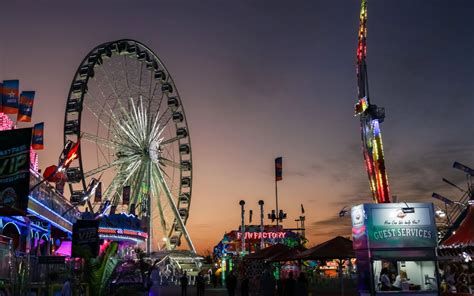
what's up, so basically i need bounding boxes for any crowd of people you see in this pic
[439,262,474,293]
[158,269,311,296]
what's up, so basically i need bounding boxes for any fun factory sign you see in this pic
[351,203,437,249]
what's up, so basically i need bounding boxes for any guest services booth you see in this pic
[351,203,439,296]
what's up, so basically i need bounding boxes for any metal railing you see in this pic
[29,170,81,223]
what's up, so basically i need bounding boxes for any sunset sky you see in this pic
[1,0,473,253]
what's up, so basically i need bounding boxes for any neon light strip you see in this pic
[27,207,71,234]
[28,196,74,226]
[98,227,148,238]
[98,234,144,244]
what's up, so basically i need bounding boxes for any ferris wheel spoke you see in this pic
[151,163,171,247]
[108,160,143,205]
[81,132,120,150]
[89,77,126,125]
[155,165,195,251]
[129,163,148,206]
[160,158,181,169]
[99,61,131,117]
[83,163,114,179]
[157,110,173,130]
[147,81,159,112]
[160,136,180,146]
[83,157,133,178]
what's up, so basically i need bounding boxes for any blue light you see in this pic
[27,207,71,234]
[28,195,74,226]
[372,120,380,136]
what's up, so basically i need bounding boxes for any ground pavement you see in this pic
[146,284,358,296]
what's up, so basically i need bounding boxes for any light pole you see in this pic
[258,200,264,249]
[239,200,246,254]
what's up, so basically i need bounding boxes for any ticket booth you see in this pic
[351,203,439,296]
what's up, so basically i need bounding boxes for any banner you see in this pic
[0,83,2,112]
[1,80,19,114]
[275,157,282,181]
[32,122,44,150]
[0,128,32,216]
[72,219,100,258]
[122,185,130,205]
[17,91,35,122]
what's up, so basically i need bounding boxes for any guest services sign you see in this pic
[351,203,437,249]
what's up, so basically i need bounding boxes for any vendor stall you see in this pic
[351,203,439,296]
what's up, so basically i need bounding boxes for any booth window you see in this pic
[373,260,438,292]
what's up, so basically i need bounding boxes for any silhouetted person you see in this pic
[180,272,189,296]
[196,272,205,296]
[212,272,218,288]
[226,271,237,296]
[260,270,276,296]
[276,276,284,296]
[284,272,296,296]
[296,272,308,296]
[241,276,249,296]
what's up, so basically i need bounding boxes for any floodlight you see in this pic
[453,161,474,176]
[435,209,446,218]
[442,178,466,193]
[432,192,455,205]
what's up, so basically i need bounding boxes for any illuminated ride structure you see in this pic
[63,39,195,252]
[354,0,391,203]
[0,113,80,256]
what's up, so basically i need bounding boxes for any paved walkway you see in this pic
[147,285,358,296]
[148,285,227,295]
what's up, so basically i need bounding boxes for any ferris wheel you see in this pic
[63,39,195,252]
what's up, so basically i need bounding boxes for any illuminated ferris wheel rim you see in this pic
[63,39,195,251]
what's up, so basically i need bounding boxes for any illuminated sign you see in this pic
[236,231,286,240]
[351,203,437,249]
[98,227,148,239]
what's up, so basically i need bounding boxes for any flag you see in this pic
[275,157,282,181]
[2,80,19,114]
[17,91,35,122]
[64,140,80,168]
[122,185,131,205]
[0,83,3,112]
[94,182,102,203]
[32,122,44,150]
[301,204,305,214]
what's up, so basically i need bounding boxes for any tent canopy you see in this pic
[296,236,355,260]
[442,205,474,247]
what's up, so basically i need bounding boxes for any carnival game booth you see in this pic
[437,204,474,294]
[213,225,304,284]
[351,203,439,296]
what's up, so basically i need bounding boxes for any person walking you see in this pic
[284,272,296,296]
[226,271,237,296]
[241,275,249,296]
[296,272,308,296]
[180,271,189,296]
[196,272,206,296]
[61,277,72,296]
[260,270,276,296]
